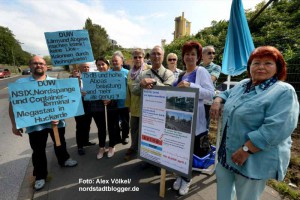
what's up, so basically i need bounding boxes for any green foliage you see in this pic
[165,0,299,73]
[249,0,300,56]
[248,0,300,74]
[43,55,52,65]
[195,20,228,64]
[268,180,300,200]
[0,26,15,64]
[1,0,299,71]
[83,18,111,60]
[0,26,31,66]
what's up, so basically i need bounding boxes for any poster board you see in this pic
[44,29,94,66]
[81,71,126,100]
[138,86,199,179]
[8,79,84,129]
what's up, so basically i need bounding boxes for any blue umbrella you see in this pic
[222,0,255,76]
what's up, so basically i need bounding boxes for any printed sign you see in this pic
[139,86,199,178]
[81,71,126,100]
[8,79,84,128]
[45,30,94,66]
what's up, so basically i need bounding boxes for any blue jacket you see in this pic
[218,79,299,180]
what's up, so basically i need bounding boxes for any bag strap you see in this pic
[177,71,186,83]
[151,69,164,83]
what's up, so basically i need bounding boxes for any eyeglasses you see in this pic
[134,56,143,59]
[207,52,215,55]
[168,58,177,62]
[150,52,162,57]
[32,62,45,66]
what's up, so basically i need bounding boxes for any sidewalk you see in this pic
[18,118,283,200]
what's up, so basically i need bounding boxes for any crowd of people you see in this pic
[9,43,299,199]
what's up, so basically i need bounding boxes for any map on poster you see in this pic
[81,71,126,100]
[45,29,94,66]
[139,86,199,178]
[8,79,84,129]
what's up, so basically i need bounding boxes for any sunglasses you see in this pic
[168,58,177,62]
[134,56,143,59]
[207,52,215,55]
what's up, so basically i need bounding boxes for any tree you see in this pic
[194,20,228,64]
[0,26,17,65]
[165,0,299,71]
[248,0,300,59]
[83,18,111,59]
[0,26,31,65]
[43,55,52,65]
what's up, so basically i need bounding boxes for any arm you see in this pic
[210,64,221,83]
[232,86,299,166]
[132,72,157,95]
[176,68,214,100]
[210,97,224,121]
[9,102,23,136]
[210,84,235,120]
[211,76,217,82]
[192,67,215,100]
[132,73,143,96]
[248,88,299,149]
[125,78,131,108]
[231,139,261,166]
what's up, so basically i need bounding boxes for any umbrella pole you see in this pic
[226,75,231,90]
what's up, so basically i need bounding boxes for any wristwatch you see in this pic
[242,145,254,154]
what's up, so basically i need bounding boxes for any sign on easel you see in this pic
[138,86,199,179]
[44,29,94,66]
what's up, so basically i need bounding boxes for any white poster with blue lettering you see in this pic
[81,71,126,100]
[45,30,94,66]
[8,79,84,129]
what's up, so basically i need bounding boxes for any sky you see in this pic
[0,0,264,56]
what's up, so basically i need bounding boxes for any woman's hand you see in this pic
[51,120,59,125]
[210,97,223,120]
[103,100,111,106]
[231,141,260,166]
[81,90,87,97]
[12,126,23,137]
[231,148,250,166]
[177,80,190,88]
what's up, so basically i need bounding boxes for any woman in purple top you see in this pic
[172,41,214,196]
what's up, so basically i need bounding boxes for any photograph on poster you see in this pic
[166,95,195,112]
[165,111,192,133]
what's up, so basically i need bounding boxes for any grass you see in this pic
[268,180,299,200]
